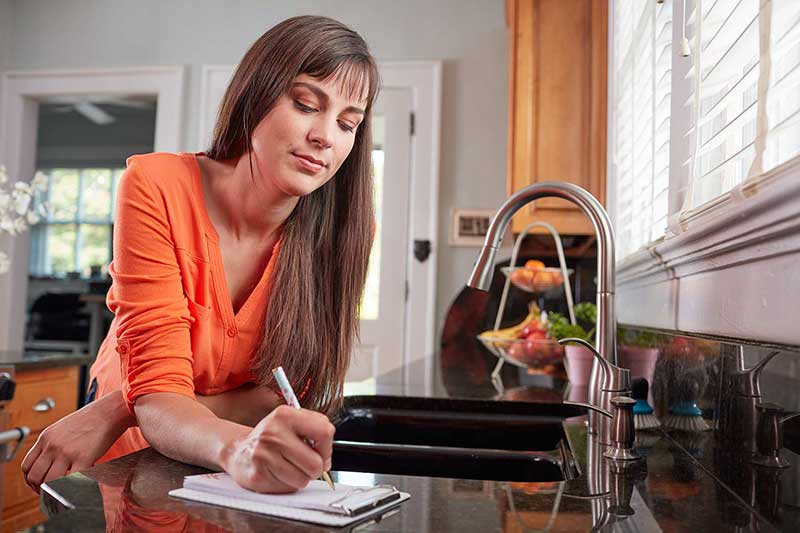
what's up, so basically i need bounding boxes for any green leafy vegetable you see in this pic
[546,302,597,342]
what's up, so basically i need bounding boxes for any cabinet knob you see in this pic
[33,397,55,412]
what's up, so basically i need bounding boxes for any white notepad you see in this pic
[168,473,410,527]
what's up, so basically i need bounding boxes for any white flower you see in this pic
[12,218,27,234]
[0,165,7,185]
[1,216,16,235]
[26,211,39,225]
[0,251,9,274]
[31,171,48,191]
[13,191,32,216]
[0,192,9,211]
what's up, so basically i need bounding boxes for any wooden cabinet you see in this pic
[506,0,608,235]
[2,366,79,533]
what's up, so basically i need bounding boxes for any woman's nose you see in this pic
[308,120,334,149]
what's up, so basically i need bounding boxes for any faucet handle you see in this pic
[559,338,631,392]
[752,403,800,468]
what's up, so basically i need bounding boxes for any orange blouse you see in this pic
[89,152,282,463]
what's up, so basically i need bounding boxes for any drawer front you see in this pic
[7,368,79,433]
[2,432,37,512]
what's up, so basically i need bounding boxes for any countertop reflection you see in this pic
[36,358,777,532]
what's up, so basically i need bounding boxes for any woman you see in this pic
[22,15,378,495]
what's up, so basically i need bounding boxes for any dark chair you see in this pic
[26,292,91,348]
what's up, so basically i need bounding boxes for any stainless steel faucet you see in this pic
[467,181,628,442]
[717,345,780,454]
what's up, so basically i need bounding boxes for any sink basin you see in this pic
[331,396,583,482]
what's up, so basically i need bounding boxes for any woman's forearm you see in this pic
[99,389,139,429]
[135,392,249,470]
[196,383,282,426]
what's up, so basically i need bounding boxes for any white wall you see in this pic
[3,0,509,347]
[0,0,15,348]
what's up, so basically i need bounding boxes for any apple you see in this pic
[525,330,547,341]
[508,342,526,361]
[520,322,546,338]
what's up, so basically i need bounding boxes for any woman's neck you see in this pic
[198,154,298,242]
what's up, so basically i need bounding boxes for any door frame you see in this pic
[0,66,185,351]
[201,61,441,391]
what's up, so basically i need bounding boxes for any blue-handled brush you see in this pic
[663,401,710,432]
[632,378,660,431]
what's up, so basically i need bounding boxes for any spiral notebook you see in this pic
[168,473,410,527]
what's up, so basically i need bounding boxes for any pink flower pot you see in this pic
[618,345,659,404]
[564,344,595,386]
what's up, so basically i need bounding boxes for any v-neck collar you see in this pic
[184,152,283,323]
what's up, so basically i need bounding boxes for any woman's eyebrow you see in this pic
[291,81,365,115]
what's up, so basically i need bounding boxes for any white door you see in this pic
[347,88,413,382]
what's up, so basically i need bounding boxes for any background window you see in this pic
[29,167,121,277]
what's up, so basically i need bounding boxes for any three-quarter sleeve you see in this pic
[107,158,197,413]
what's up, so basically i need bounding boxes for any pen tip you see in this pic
[323,471,335,491]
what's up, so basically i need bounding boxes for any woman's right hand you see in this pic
[21,390,135,492]
[221,405,335,493]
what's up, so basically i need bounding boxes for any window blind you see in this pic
[763,0,800,172]
[613,0,673,259]
[676,0,800,214]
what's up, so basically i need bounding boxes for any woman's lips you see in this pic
[292,153,325,173]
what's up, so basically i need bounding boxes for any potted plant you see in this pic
[547,302,596,387]
[618,328,660,385]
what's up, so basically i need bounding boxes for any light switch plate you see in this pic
[449,208,498,247]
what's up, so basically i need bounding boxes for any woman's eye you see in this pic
[339,121,355,133]
[294,101,316,112]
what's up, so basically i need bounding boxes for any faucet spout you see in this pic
[467,181,617,364]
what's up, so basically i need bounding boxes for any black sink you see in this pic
[331,396,582,482]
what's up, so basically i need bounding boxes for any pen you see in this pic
[272,366,336,491]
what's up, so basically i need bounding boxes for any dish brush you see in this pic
[632,377,660,430]
[662,401,710,432]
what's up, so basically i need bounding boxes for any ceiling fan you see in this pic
[45,95,155,126]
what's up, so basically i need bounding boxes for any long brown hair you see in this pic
[207,16,379,413]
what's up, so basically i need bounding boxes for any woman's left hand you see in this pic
[21,390,135,492]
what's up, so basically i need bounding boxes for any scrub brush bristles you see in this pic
[662,401,710,432]
[632,378,660,431]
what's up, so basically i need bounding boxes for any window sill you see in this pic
[616,157,800,346]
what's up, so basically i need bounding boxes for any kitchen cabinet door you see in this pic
[506,0,608,235]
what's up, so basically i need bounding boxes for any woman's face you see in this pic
[249,73,368,198]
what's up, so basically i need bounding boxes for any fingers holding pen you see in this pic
[225,405,335,493]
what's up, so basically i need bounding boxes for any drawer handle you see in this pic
[33,397,56,412]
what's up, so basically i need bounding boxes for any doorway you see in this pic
[25,95,157,367]
[0,67,185,352]
[349,87,412,382]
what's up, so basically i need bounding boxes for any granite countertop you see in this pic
[0,350,94,371]
[37,357,780,532]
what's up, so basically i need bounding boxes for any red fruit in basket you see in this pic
[525,330,547,341]
[520,322,545,338]
[508,342,526,361]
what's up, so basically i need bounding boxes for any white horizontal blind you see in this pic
[763,0,800,172]
[613,0,673,259]
[678,0,800,214]
[688,0,760,207]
